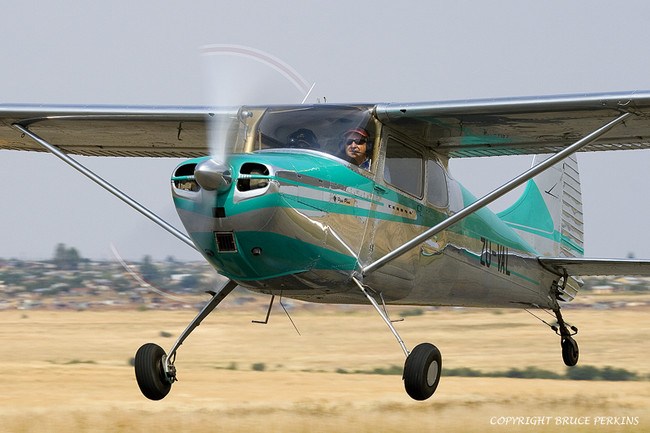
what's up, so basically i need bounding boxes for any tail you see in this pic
[497,154,584,258]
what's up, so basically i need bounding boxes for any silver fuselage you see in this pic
[172,105,574,310]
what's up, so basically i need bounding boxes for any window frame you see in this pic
[382,136,425,199]
[426,157,449,209]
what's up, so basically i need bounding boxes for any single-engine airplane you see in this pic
[2,90,650,401]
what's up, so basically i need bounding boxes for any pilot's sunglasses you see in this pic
[346,138,367,145]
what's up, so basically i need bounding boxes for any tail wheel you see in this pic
[135,343,172,400]
[561,336,579,367]
[403,343,442,401]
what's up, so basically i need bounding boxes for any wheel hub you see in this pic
[162,354,178,383]
[427,360,439,386]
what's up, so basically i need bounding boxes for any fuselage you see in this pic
[171,104,569,309]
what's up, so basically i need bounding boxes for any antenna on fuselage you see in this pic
[252,293,301,335]
[301,82,316,104]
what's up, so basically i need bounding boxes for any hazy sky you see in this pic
[1,0,649,261]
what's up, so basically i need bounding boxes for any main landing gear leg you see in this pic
[553,306,579,367]
[353,277,441,401]
[547,275,579,367]
[134,280,237,400]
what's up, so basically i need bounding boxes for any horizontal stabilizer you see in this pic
[539,257,650,277]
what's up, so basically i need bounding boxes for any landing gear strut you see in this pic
[353,277,442,401]
[527,302,580,367]
[549,274,580,367]
[134,280,237,400]
[554,306,579,366]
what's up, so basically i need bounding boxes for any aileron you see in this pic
[0,104,217,157]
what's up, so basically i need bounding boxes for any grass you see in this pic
[336,364,645,381]
[0,307,648,432]
[47,359,97,365]
[251,362,266,371]
[444,365,644,381]
[336,365,403,375]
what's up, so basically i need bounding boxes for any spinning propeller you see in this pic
[194,44,314,191]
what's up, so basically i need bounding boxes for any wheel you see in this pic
[403,343,442,401]
[561,336,579,367]
[134,343,172,400]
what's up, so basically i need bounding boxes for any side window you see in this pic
[384,138,423,197]
[427,159,449,208]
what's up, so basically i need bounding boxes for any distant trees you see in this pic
[139,255,162,285]
[52,243,82,270]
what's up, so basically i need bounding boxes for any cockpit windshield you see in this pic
[246,105,376,166]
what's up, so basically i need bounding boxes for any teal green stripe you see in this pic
[508,270,538,285]
[171,175,195,181]
[222,267,310,282]
[276,177,383,206]
[460,250,538,285]
[280,193,443,226]
[176,189,539,255]
[191,230,359,280]
[504,222,556,241]
[173,195,213,215]
[561,235,585,256]
[504,222,585,256]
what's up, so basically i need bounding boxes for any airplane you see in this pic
[2,90,650,401]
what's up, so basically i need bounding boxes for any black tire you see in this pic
[403,343,442,401]
[134,343,172,400]
[561,336,579,367]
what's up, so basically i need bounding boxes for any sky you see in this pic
[1,0,649,261]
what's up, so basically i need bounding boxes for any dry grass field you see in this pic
[1,302,648,432]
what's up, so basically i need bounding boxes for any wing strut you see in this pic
[12,123,199,252]
[362,111,633,276]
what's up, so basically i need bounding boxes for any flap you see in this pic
[375,91,650,157]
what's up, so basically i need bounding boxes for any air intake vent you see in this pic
[237,163,270,191]
[172,163,199,191]
[214,232,237,253]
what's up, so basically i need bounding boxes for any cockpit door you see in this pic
[360,135,426,299]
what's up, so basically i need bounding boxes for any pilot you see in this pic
[341,127,372,169]
[287,128,319,148]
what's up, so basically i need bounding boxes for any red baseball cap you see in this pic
[343,127,369,138]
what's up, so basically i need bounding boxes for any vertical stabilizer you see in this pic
[497,155,584,258]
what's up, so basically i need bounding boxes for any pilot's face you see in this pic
[344,133,368,165]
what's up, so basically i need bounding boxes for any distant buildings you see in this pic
[1,258,648,311]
